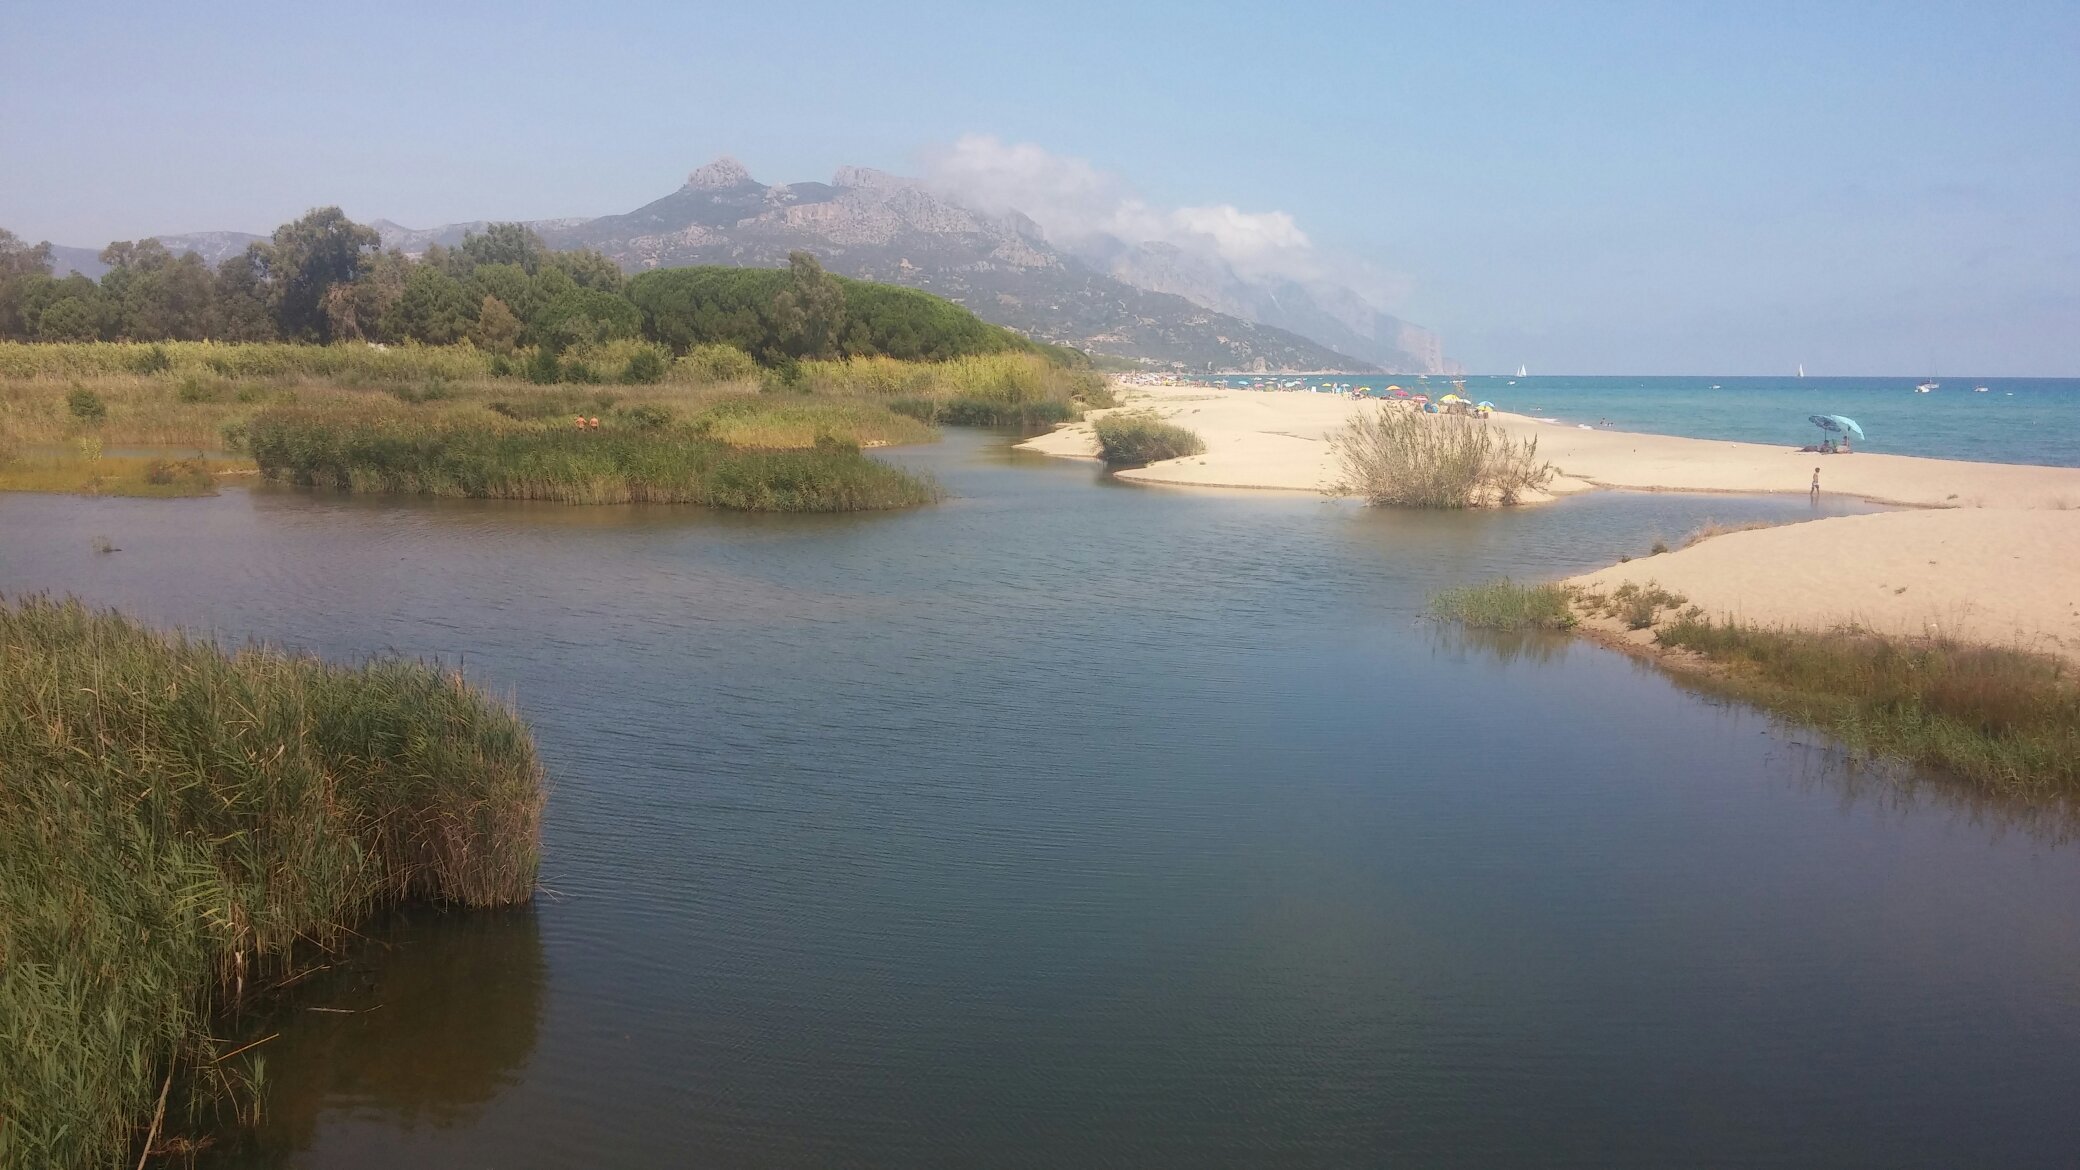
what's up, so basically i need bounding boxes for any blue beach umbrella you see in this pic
[1808,414,1865,440]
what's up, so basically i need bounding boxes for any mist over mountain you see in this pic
[49,156,1452,373]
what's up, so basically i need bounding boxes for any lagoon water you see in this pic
[1215,375,2080,468]
[6,432,2080,1167]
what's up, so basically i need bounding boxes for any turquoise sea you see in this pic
[1211,375,2080,468]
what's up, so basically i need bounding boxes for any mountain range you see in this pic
[47,158,1449,373]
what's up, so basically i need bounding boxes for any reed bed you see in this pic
[1092,413,1206,467]
[243,403,941,511]
[0,596,545,1168]
[0,340,500,383]
[796,352,1112,427]
[690,398,936,449]
[1332,409,1553,508]
[1654,619,2080,801]
[1428,579,1579,630]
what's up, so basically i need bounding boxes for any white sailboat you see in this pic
[1915,380,1938,393]
[1517,364,1528,378]
[1797,363,1805,378]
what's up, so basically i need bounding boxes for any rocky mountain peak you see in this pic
[832,166,912,191]
[684,157,755,190]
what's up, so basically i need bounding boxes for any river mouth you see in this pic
[6,430,2075,1169]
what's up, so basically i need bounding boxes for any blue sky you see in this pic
[4,0,2074,373]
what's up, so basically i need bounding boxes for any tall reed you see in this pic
[1428,579,1579,630]
[1332,409,1553,508]
[1092,413,1206,467]
[243,403,941,511]
[0,596,545,1168]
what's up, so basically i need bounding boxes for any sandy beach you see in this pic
[1022,381,2080,654]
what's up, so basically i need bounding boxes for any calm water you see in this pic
[1211,375,2080,467]
[5,433,2080,1168]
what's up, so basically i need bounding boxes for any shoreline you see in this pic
[1020,380,2080,508]
[1023,380,2080,657]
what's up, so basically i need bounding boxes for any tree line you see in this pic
[0,212,1074,367]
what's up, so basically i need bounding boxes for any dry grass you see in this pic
[1332,408,1554,508]
[0,449,250,497]
[1655,618,2080,801]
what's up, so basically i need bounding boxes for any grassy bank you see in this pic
[1655,619,2080,801]
[1092,413,1206,467]
[1332,409,1552,508]
[798,353,1114,428]
[1427,576,2080,800]
[0,596,546,1168]
[244,403,941,511]
[0,448,242,497]
[0,342,1035,509]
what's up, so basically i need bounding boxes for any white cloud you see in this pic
[919,134,1324,285]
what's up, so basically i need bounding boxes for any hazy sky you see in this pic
[4,0,2075,373]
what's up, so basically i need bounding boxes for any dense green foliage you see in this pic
[1092,413,1207,466]
[244,403,941,511]
[0,215,1085,384]
[627,256,1060,364]
[0,596,545,1168]
[1654,619,2080,801]
[1428,579,1579,630]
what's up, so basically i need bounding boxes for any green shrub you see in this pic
[175,373,224,403]
[65,385,106,422]
[0,596,545,1168]
[1093,413,1206,466]
[526,347,561,385]
[621,346,669,384]
[671,343,760,384]
[621,403,674,430]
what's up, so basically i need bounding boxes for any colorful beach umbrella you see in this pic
[1808,414,1865,440]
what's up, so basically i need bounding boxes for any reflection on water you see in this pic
[5,431,2080,1169]
[205,908,543,1167]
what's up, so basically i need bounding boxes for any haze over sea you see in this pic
[1217,376,2080,468]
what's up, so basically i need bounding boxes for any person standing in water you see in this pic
[1811,467,1821,500]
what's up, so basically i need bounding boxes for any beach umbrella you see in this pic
[1412,394,1429,403]
[1477,401,1495,409]
[1808,413,1865,440]
[1390,388,1410,398]
[1439,393,1463,404]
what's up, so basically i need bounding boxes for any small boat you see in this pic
[1915,380,1938,393]
[1974,385,1990,393]
[1797,363,1806,378]
[1517,364,1528,378]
